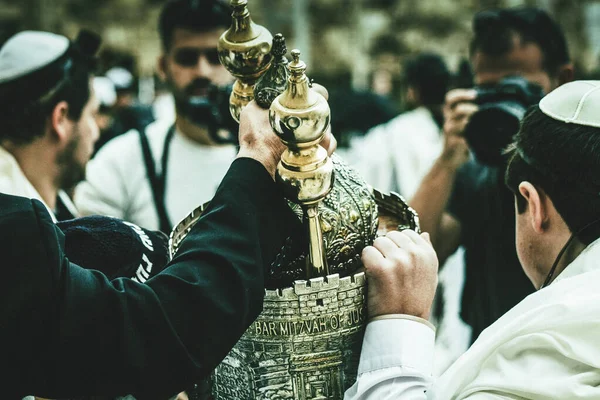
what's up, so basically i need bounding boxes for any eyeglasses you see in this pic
[173,47,221,67]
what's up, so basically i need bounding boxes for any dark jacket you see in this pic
[2,158,300,399]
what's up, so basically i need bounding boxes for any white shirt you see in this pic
[345,238,600,399]
[347,106,443,200]
[75,119,237,231]
[0,145,78,221]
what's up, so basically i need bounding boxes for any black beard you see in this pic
[57,131,86,191]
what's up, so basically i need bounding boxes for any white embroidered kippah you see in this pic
[540,80,600,128]
[0,31,69,84]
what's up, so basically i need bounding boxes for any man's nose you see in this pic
[194,54,213,77]
[91,120,101,143]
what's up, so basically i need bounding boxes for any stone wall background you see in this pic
[1,0,599,104]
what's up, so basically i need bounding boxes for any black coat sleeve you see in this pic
[28,158,301,399]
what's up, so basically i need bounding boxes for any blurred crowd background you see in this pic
[2,2,599,398]
[3,0,600,147]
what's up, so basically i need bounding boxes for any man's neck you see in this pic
[2,141,59,210]
[175,114,217,146]
[544,235,588,287]
[425,104,444,130]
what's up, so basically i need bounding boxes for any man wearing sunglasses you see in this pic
[76,0,238,234]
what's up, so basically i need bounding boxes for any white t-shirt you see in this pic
[347,106,443,200]
[75,119,237,231]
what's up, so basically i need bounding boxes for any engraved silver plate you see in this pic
[168,157,419,400]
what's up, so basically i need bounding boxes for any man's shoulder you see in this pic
[390,106,435,125]
[0,193,58,264]
[94,119,173,162]
[375,107,439,139]
[0,192,35,219]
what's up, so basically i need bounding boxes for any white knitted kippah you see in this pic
[539,80,600,128]
[0,31,69,84]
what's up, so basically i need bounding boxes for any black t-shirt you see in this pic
[448,159,535,342]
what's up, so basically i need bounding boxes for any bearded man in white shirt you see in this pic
[345,80,600,399]
[0,30,100,221]
[75,0,238,233]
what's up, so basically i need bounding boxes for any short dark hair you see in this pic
[158,0,231,51]
[470,7,570,74]
[505,106,600,244]
[0,53,93,145]
[403,53,450,106]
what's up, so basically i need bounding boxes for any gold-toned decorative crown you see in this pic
[169,155,419,289]
[169,2,421,398]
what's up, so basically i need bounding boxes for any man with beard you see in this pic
[75,0,238,233]
[0,30,100,221]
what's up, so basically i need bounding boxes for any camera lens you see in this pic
[464,100,525,166]
[464,76,543,166]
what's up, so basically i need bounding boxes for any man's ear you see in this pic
[519,182,548,234]
[406,86,419,105]
[557,63,574,86]
[157,55,168,81]
[50,101,71,141]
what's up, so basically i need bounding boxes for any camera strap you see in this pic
[138,124,176,234]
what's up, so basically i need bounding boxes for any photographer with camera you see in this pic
[75,0,239,234]
[346,79,600,400]
[409,7,574,341]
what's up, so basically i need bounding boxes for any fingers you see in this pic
[312,83,329,101]
[362,245,387,269]
[443,89,478,138]
[445,88,477,109]
[326,134,337,156]
[421,232,432,244]
[239,100,268,126]
[361,229,439,320]
[241,100,260,113]
[373,236,401,257]
[444,104,478,136]
[398,229,432,248]
[372,230,429,261]
[319,126,337,156]
[312,82,336,156]
[451,103,479,120]
[386,230,418,251]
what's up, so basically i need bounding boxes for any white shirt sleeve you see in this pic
[344,318,436,400]
[75,131,142,221]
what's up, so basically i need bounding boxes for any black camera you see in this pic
[464,76,544,166]
[180,83,238,144]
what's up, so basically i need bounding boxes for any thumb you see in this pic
[311,83,329,101]
[421,232,432,244]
